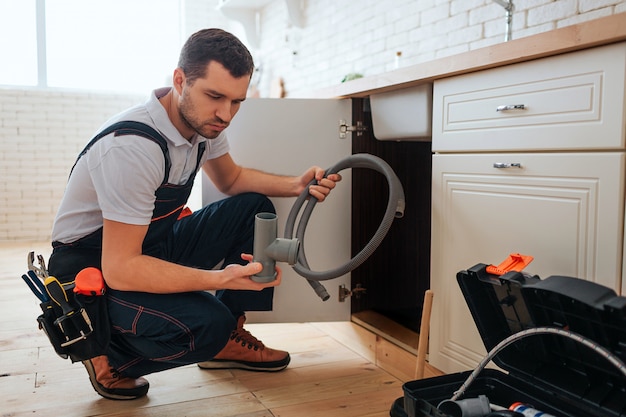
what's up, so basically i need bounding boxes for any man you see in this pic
[48,28,341,401]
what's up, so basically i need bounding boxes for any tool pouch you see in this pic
[37,301,71,359]
[37,291,110,362]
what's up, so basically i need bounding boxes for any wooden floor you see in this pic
[0,242,439,416]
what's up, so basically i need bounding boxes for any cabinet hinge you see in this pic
[338,283,367,302]
[339,120,367,139]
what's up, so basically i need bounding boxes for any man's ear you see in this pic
[172,68,185,94]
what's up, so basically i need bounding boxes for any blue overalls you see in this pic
[49,121,275,377]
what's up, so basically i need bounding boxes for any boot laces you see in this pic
[231,327,265,351]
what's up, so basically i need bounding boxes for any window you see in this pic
[0,0,182,94]
[0,0,38,86]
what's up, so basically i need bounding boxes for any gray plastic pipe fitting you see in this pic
[438,395,491,417]
[252,212,300,283]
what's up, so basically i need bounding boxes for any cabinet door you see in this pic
[430,152,625,373]
[200,98,353,323]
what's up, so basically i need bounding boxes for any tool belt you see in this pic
[23,251,110,362]
[37,284,110,362]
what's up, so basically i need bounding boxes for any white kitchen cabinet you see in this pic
[429,42,626,373]
[202,98,354,324]
[430,152,625,372]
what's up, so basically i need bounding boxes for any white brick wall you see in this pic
[0,88,145,241]
[252,0,626,97]
[1,0,625,241]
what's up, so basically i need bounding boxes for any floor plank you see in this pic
[254,369,400,409]
[236,358,377,392]
[270,386,401,417]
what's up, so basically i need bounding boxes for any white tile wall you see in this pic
[2,0,625,241]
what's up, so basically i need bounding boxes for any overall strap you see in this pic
[69,121,172,185]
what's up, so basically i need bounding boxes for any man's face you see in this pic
[177,61,250,139]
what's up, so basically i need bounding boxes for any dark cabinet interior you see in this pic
[350,98,432,332]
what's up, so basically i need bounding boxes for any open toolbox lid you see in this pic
[457,258,626,413]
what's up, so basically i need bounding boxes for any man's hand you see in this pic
[220,254,282,290]
[300,166,342,202]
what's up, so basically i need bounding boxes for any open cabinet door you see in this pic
[201,98,352,323]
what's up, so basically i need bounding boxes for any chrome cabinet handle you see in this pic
[496,104,526,111]
[493,162,522,169]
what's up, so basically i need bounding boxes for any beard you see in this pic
[178,90,225,139]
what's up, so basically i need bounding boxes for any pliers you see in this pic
[27,251,48,280]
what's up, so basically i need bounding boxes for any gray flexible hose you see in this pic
[450,326,626,401]
[284,153,405,299]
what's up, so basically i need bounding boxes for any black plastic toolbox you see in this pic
[391,262,626,417]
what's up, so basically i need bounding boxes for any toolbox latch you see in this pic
[486,253,533,276]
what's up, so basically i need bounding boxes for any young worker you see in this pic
[48,28,341,400]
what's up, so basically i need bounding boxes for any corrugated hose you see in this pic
[284,153,405,300]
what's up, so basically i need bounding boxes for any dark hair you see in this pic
[177,28,254,83]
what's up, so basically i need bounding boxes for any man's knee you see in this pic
[193,303,237,358]
[234,192,275,215]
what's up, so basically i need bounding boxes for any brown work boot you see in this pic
[198,315,290,372]
[82,355,149,400]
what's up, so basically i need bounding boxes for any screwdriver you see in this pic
[44,276,75,317]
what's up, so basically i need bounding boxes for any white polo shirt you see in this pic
[51,87,229,244]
